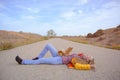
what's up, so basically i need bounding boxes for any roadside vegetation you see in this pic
[0,30,48,50]
[61,36,89,44]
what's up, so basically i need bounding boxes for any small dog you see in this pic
[58,47,73,56]
[76,54,95,64]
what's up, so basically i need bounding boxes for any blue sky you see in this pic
[0,0,120,36]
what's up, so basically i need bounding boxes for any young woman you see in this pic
[15,44,95,69]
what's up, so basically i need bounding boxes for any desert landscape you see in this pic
[0,25,120,50]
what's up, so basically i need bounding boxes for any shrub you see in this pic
[79,40,89,44]
[106,43,120,50]
[0,41,13,50]
[44,36,49,40]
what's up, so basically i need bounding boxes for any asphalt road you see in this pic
[0,38,120,80]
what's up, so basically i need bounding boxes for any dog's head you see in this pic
[65,47,73,55]
[58,47,73,56]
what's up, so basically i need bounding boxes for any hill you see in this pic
[62,25,120,50]
[86,25,120,49]
[0,30,44,50]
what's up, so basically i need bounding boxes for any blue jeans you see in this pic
[22,44,63,65]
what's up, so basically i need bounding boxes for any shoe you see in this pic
[15,56,22,64]
[32,57,39,60]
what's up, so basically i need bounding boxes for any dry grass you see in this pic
[62,36,120,50]
[0,38,46,50]
[0,30,48,50]
[0,41,13,50]
[62,36,89,44]
[106,45,120,50]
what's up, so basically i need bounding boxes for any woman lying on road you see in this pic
[15,44,96,70]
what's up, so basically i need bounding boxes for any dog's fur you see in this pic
[58,47,73,56]
[72,57,94,65]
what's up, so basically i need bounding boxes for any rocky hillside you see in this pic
[87,25,120,49]
[0,30,44,50]
[62,25,120,50]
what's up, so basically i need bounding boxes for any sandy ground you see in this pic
[0,38,120,80]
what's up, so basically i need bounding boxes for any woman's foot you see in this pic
[32,57,39,60]
[15,56,22,64]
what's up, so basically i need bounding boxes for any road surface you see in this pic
[0,38,120,80]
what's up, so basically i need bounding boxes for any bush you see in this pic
[0,41,13,50]
[44,36,49,40]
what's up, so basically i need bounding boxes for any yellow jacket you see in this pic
[71,58,91,70]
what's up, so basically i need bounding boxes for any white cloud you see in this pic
[94,1,120,21]
[81,1,120,27]
[61,11,76,20]
[77,0,88,5]
[26,7,40,13]
[21,15,36,20]
[78,10,83,14]
[102,1,120,9]
[16,5,40,13]
[60,9,84,21]
[50,1,120,35]
[80,0,88,4]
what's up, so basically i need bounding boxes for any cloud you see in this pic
[60,9,84,21]
[0,0,120,36]
[49,1,120,35]
[26,7,40,13]
[102,1,120,9]
[78,10,83,14]
[0,3,9,11]
[79,0,88,4]
[76,0,88,5]
[94,1,120,22]
[16,5,40,13]
[21,15,37,20]
[60,11,76,20]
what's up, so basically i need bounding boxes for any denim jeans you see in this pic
[22,44,63,65]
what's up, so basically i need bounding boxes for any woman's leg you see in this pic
[22,56,63,65]
[38,44,59,58]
